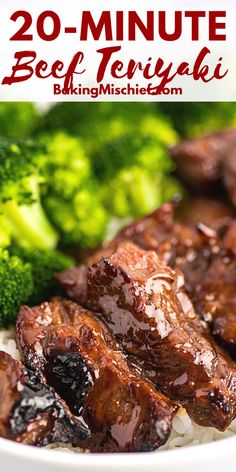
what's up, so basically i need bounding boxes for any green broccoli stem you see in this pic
[3,177,58,250]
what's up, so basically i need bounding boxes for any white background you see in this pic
[0,0,235,101]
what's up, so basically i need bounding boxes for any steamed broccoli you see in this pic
[0,245,74,326]
[96,135,182,218]
[41,133,108,247]
[0,134,109,251]
[159,103,236,137]
[11,246,74,305]
[38,103,157,138]
[0,138,58,250]
[103,167,160,218]
[38,103,178,155]
[0,136,84,325]
[38,104,179,222]
[103,166,182,218]
[0,103,39,138]
[0,213,12,249]
[92,135,175,181]
[0,250,33,327]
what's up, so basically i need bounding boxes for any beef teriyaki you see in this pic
[69,241,236,430]
[0,351,89,446]
[58,203,220,303]
[194,221,236,357]
[170,128,236,189]
[16,299,176,452]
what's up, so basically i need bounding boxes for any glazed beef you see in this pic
[170,128,236,209]
[177,197,234,230]
[16,299,176,452]
[0,351,89,446]
[95,203,236,356]
[58,203,233,349]
[170,128,236,189]
[57,204,179,304]
[58,203,220,301]
[70,242,236,430]
[195,253,236,354]
[194,221,236,356]
[104,202,209,270]
[111,202,231,300]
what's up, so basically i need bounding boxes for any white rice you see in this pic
[0,329,236,453]
[0,329,21,361]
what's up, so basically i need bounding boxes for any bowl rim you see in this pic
[0,434,236,469]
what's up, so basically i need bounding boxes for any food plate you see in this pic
[1,436,236,472]
[1,104,236,467]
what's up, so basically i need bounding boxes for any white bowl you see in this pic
[0,435,235,472]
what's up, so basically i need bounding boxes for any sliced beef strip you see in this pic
[170,128,236,189]
[80,242,236,431]
[177,197,234,231]
[194,221,236,356]
[57,206,224,337]
[78,203,177,268]
[57,199,234,338]
[105,204,236,359]
[57,204,179,306]
[111,203,230,315]
[58,203,221,303]
[114,203,232,302]
[0,350,89,446]
[16,299,176,452]
[107,202,231,296]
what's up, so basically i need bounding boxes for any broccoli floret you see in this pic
[92,135,182,218]
[0,138,58,250]
[103,166,182,219]
[39,103,157,137]
[38,106,179,233]
[11,246,74,305]
[0,213,12,249]
[0,103,39,138]
[41,132,90,197]
[41,133,109,247]
[0,245,73,326]
[44,186,108,247]
[104,167,160,218]
[39,103,178,155]
[0,250,33,327]
[92,135,175,181]
[159,103,236,137]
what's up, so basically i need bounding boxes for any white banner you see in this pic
[0,0,235,101]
